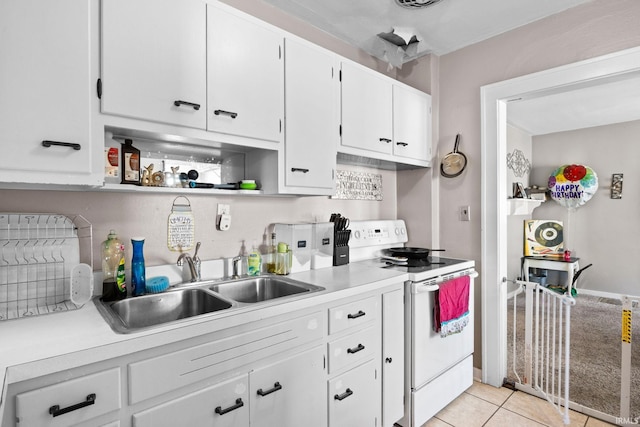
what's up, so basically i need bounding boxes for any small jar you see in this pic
[275,242,291,275]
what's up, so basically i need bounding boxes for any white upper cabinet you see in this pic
[0,0,99,186]
[340,61,393,156]
[207,3,284,143]
[284,37,337,191]
[101,0,207,129]
[393,84,431,162]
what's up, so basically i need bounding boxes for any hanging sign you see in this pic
[167,196,195,251]
[548,164,598,210]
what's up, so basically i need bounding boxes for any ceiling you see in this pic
[261,0,639,135]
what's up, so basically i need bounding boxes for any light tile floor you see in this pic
[421,381,616,427]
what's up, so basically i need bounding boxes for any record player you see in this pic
[523,219,564,256]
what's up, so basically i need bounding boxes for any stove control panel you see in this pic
[349,220,408,248]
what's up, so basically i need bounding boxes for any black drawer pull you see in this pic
[347,310,365,319]
[347,343,365,354]
[291,168,310,173]
[214,109,238,119]
[49,393,95,417]
[257,381,282,397]
[42,140,81,151]
[173,100,201,110]
[215,398,244,416]
[379,138,391,143]
[334,388,353,401]
[385,357,393,363]
[396,141,408,147]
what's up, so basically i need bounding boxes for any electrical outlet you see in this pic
[459,206,471,221]
[217,204,230,216]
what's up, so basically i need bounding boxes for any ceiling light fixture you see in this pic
[395,0,445,9]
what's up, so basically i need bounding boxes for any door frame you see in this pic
[480,46,640,387]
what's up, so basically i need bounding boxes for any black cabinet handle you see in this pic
[334,388,353,401]
[214,109,238,119]
[385,357,393,363]
[49,394,95,417]
[347,343,365,354]
[291,168,310,173]
[257,382,282,397]
[347,310,365,319]
[173,100,201,111]
[379,138,391,143]
[215,398,244,416]
[396,141,408,147]
[41,140,81,151]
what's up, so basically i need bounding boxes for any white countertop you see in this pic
[0,262,407,417]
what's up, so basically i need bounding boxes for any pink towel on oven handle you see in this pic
[433,275,470,337]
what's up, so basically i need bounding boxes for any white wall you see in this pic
[531,119,640,296]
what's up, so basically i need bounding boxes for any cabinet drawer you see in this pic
[129,311,323,404]
[328,360,379,427]
[328,296,377,335]
[15,368,121,427]
[133,374,249,427]
[328,326,377,374]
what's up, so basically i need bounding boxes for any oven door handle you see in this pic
[411,270,478,294]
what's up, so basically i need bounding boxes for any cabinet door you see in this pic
[284,38,337,190]
[250,346,326,427]
[340,61,393,155]
[393,84,431,161]
[328,360,379,427]
[101,0,207,129]
[132,374,249,427]
[382,289,405,427]
[0,0,97,186]
[207,4,283,143]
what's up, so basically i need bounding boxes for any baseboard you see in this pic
[578,288,640,301]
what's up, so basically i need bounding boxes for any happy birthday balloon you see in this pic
[548,164,598,209]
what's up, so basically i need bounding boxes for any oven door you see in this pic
[409,271,476,389]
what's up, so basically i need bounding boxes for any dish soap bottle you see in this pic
[101,230,126,301]
[266,232,277,273]
[131,237,146,296]
[247,241,262,276]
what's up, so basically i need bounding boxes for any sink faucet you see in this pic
[177,247,201,282]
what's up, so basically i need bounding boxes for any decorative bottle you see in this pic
[266,232,277,273]
[101,230,126,301]
[131,237,146,296]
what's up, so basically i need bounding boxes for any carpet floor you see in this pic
[507,292,640,418]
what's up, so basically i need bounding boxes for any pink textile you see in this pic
[434,275,470,337]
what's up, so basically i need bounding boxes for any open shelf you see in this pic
[100,183,265,196]
[507,198,543,216]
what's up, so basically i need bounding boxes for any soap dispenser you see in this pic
[131,237,146,296]
[247,241,262,276]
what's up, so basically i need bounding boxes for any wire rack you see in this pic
[0,213,92,320]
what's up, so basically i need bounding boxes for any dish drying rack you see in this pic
[0,213,93,321]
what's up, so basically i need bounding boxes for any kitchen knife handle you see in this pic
[49,394,96,417]
[173,100,201,111]
[257,382,282,397]
[42,140,81,151]
[215,398,244,416]
[214,109,238,119]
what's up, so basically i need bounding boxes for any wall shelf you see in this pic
[507,198,543,216]
[100,183,265,196]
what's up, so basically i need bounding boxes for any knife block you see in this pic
[333,229,351,266]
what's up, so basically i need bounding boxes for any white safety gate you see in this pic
[510,280,575,425]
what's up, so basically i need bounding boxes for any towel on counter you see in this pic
[433,275,470,337]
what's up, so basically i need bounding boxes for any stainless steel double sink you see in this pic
[95,275,324,334]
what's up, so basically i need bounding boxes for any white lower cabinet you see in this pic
[328,360,379,427]
[14,368,121,427]
[132,374,249,427]
[382,288,405,426]
[250,346,326,427]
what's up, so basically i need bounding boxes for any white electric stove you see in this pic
[349,220,476,427]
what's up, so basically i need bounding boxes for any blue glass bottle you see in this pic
[131,237,146,296]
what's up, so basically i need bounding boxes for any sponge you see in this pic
[145,276,170,294]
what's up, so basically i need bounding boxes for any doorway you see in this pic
[480,46,640,390]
